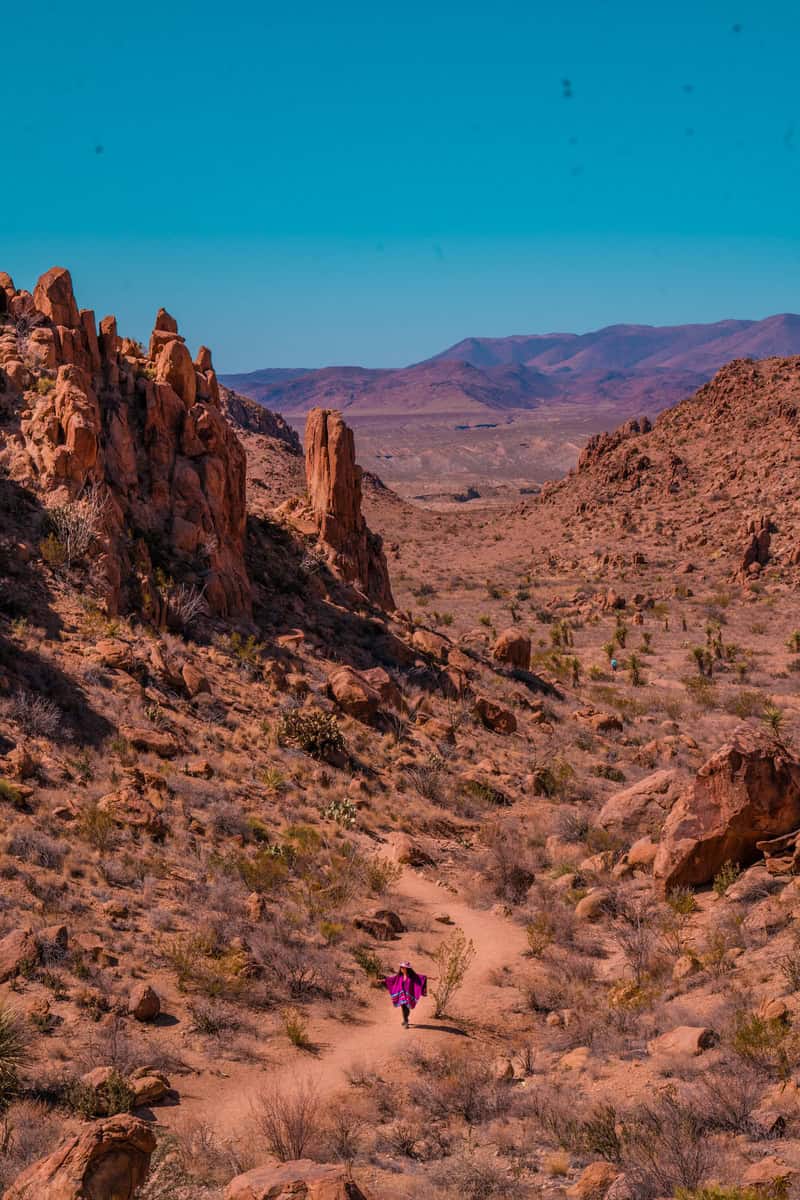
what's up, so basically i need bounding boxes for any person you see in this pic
[610,657,618,673]
[384,961,427,1028]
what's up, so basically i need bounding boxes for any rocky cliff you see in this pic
[0,267,249,617]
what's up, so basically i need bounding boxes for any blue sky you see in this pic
[2,0,799,369]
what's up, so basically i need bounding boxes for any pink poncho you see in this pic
[385,969,427,1009]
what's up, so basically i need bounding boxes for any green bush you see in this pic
[65,1069,134,1118]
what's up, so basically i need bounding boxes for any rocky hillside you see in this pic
[4,276,800,1200]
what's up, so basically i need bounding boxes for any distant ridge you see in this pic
[221,314,800,422]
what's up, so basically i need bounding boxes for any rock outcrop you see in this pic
[4,1114,155,1199]
[491,628,531,669]
[225,1159,372,1200]
[303,408,394,609]
[0,266,250,617]
[653,730,800,891]
[741,512,772,575]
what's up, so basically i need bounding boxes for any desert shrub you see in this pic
[527,1086,621,1160]
[79,800,117,851]
[9,691,62,739]
[478,819,538,905]
[676,1187,788,1200]
[667,888,697,915]
[162,582,207,632]
[209,802,251,840]
[41,486,108,567]
[276,708,345,760]
[234,848,289,894]
[713,861,740,896]
[252,1081,321,1161]
[64,1069,134,1118]
[683,675,717,708]
[614,895,664,987]
[407,760,445,803]
[725,690,766,719]
[364,855,402,895]
[282,1006,313,1049]
[0,1100,63,1191]
[159,931,249,999]
[416,1050,510,1126]
[691,1059,764,1134]
[592,763,626,782]
[532,758,575,799]
[0,781,25,810]
[431,927,475,1018]
[0,1010,25,1109]
[433,1154,519,1198]
[188,999,239,1038]
[7,828,66,870]
[621,1089,715,1196]
[730,1011,800,1078]
[352,946,384,979]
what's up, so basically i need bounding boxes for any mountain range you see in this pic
[221,313,800,421]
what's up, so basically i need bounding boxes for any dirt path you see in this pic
[159,869,529,1137]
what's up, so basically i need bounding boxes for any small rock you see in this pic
[128,983,161,1022]
[575,888,610,920]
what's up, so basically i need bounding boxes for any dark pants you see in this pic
[401,1004,410,1025]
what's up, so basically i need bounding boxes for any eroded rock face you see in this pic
[304,408,394,609]
[653,730,800,891]
[0,266,250,617]
[4,1114,156,1199]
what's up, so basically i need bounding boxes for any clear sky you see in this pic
[2,0,799,370]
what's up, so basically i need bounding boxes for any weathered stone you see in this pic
[225,1160,372,1200]
[0,927,39,982]
[647,1025,718,1057]
[3,1114,155,1200]
[491,628,531,669]
[128,983,161,1022]
[654,730,800,891]
[473,696,517,735]
[597,769,681,836]
[326,666,381,722]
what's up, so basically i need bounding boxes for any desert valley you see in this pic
[3,265,800,1200]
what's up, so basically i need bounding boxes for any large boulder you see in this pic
[597,769,682,837]
[653,730,800,892]
[491,629,531,669]
[473,696,517,735]
[225,1160,371,1200]
[4,1114,155,1199]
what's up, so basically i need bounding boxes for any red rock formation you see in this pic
[653,730,800,891]
[0,266,250,617]
[303,407,394,609]
[4,1114,155,1199]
